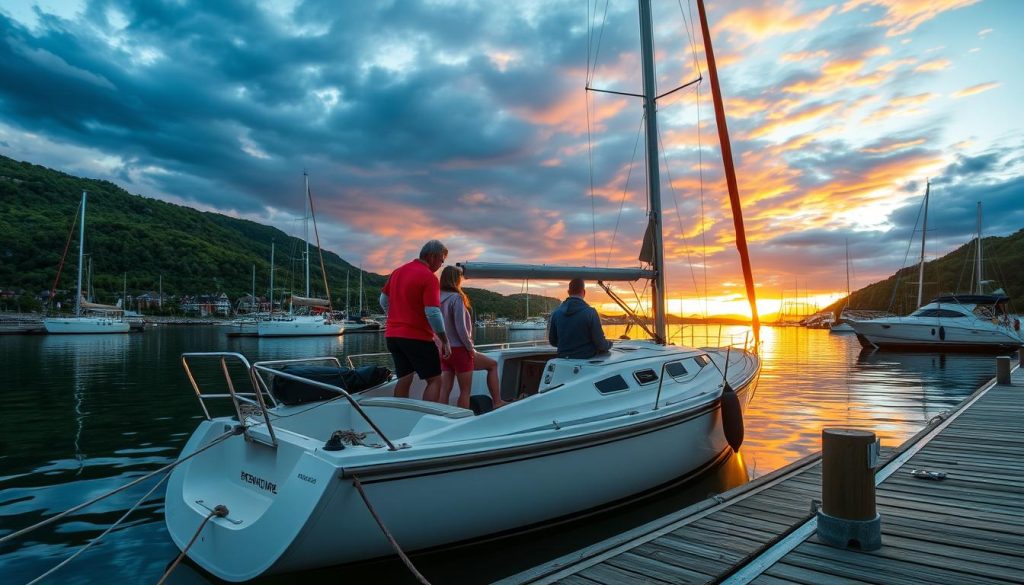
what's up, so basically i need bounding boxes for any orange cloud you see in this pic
[716,2,836,44]
[861,92,936,124]
[841,0,981,37]
[914,58,951,73]
[951,81,1000,98]
[780,50,830,63]
[860,138,926,154]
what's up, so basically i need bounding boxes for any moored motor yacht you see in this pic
[851,294,1023,351]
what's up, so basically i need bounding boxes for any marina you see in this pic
[0,325,1014,583]
[1,0,1022,583]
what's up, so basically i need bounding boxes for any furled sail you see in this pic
[79,295,122,312]
[290,295,330,308]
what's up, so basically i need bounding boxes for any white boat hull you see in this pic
[43,317,130,334]
[852,319,1023,351]
[256,317,344,337]
[165,343,759,581]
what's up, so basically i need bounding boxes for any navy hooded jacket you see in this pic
[548,296,612,359]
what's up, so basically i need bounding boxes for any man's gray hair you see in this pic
[419,239,448,259]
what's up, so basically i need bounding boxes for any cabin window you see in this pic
[695,354,711,367]
[665,362,688,378]
[595,375,629,394]
[916,309,967,318]
[633,369,658,385]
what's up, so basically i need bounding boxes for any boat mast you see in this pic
[269,242,275,314]
[251,265,256,313]
[975,201,982,294]
[359,264,364,317]
[303,172,311,298]
[844,239,851,310]
[525,280,530,319]
[638,0,667,343]
[916,180,930,307]
[696,0,760,345]
[74,192,86,318]
[345,271,350,316]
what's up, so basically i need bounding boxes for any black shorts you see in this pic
[386,337,441,380]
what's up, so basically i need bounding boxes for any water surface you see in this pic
[0,325,1000,583]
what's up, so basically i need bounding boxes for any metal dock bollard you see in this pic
[816,428,882,551]
[997,356,1011,385]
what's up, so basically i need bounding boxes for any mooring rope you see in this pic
[0,425,243,546]
[351,475,431,585]
[27,472,171,584]
[156,504,229,585]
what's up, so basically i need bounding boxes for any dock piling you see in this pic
[997,356,1011,385]
[816,428,882,551]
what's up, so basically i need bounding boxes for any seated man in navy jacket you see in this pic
[548,278,613,359]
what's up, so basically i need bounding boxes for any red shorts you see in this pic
[441,346,474,373]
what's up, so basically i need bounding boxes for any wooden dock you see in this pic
[501,358,1023,585]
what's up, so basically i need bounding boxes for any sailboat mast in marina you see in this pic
[43,192,130,334]
[165,1,761,579]
[253,174,343,337]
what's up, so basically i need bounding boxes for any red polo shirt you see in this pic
[383,259,441,341]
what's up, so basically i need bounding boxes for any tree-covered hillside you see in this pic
[826,228,1024,315]
[0,155,560,315]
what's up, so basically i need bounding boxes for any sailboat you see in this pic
[165,1,760,580]
[830,241,856,333]
[507,279,547,330]
[255,174,344,337]
[43,192,130,334]
[342,266,382,332]
[851,193,1023,351]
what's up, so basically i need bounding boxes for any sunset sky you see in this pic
[2,0,1022,318]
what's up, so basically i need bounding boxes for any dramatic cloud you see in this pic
[0,0,1020,316]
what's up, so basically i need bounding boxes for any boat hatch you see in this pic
[633,369,659,385]
[595,375,630,394]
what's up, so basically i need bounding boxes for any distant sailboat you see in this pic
[506,280,547,330]
[43,192,130,334]
[830,241,856,333]
[256,174,343,337]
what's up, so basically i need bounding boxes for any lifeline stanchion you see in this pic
[351,475,432,585]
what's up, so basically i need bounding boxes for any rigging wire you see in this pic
[888,193,927,313]
[587,0,612,266]
[27,473,170,585]
[48,201,81,310]
[605,116,647,267]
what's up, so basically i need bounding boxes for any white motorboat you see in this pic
[851,294,1023,351]
[43,191,130,335]
[165,1,762,580]
[506,318,547,331]
[255,312,344,337]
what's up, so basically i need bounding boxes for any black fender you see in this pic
[721,383,744,452]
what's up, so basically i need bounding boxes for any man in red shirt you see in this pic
[380,240,452,402]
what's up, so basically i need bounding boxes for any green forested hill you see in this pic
[0,156,560,315]
[826,228,1024,316]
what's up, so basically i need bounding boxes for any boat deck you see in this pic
[502,356,1024,584]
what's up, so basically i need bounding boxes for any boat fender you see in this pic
[938,326,945,341]
[469,395,493,416]
[721,383,744,452]
[1015,319,1020,331]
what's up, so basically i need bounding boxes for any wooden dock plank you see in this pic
[510,369,1024,585]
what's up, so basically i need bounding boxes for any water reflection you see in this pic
[0,325,1000,584]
